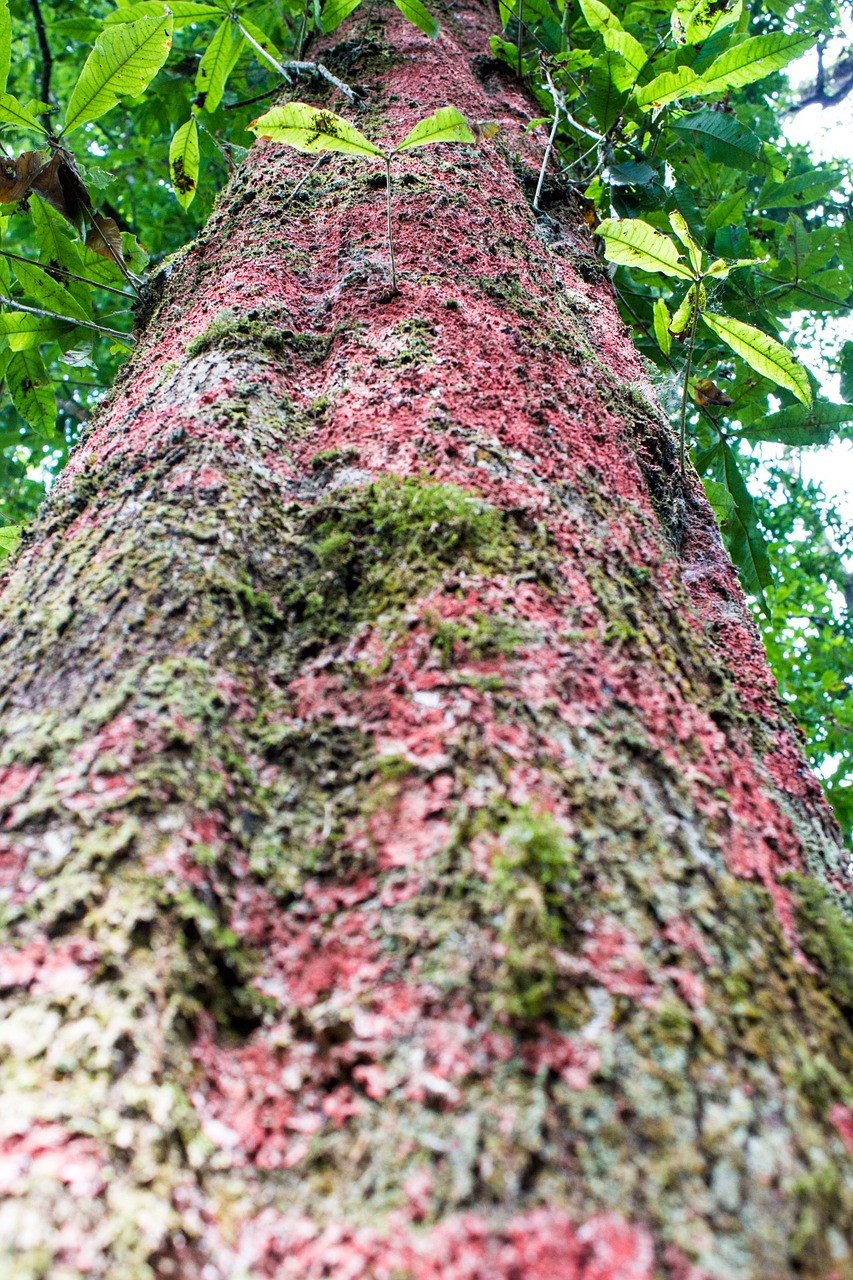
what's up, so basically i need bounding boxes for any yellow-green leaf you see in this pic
[669,282,704,334]
[699,31,816,95]
[0,522,20,560]
[196,19,243,113]
[579,0,623,33]
[603,29,646,77]
[701,312,812,405]
[596,217,694,279]
[683,0,741,44]
[64,13,173,135]
[634,67,703,109]
[653,297,671,356]
[170,116,199,209]
[319,0,363,33]
[249,102,383,158]
[394,107,474,153]
[668,210,703,272]
[392,0,439,38]
[0,92,47,133]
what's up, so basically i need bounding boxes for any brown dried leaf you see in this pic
[0,151,49,203]
[85,215,124,267]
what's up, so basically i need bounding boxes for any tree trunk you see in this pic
[1,5,852,1277]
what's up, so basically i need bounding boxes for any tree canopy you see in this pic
[0,0,850,837]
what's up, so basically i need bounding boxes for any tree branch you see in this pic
[27,0,53,117]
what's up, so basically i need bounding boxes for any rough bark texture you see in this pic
[1,5,852,1277]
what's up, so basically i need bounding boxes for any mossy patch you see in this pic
[282,475,542,648]
[186,307,340,363]
[787,872,853,1015]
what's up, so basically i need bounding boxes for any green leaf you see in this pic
[0,312,75,350]
[668,210,703,272]
[0,91,47,134]
[735,401,853,446]
[634,68,703,109]
[705,190,745,235]
[588,51,633,132]
[394,107,474,152]
[697,440,771,610]
[699,31,816,95]
[653,297,671,356]
[602,29,647,77]
[6,348,56,436]
[596,217,694,279]
[0,522,20,560]
[170,117,200,209]
[701,312,812,405]
[0,2,12,95]
[104,1,223,25]
[319,0,363,32]
[669,110,762,171]
[760,169,843,209]
[392,0,440,38]
[196,19,243,113]
[64,13,174,135]
[248,102,384,158]
[702,478,735,523]
[680,0,742,45]
[11,259,88,323]
[578,0,623,33]
[670,282,704,334]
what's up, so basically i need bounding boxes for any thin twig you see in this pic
[234,19,357,101]
[224,82,289,111]
[533,73,562,211]
[517,0,525,78]
[285,153,330,206]
[385,157,397,293]
[0,249,130,298]
[27,0,53,119]
[0,294,132,342]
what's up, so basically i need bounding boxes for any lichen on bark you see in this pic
[0,4,851,1278]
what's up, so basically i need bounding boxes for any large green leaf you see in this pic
[669,110,762,171]
[196,19,243,113]
[0,91,47,133]
[392,0,440,38]
[6,348,56,436]
[634,68,703,109]
[588,51,633,132]
[0,1,10,94]
[701,312,812,405]
[104,2,223,25]
[319,0,363,33]
[735,402,853,446]
[760,169,844,209]
[394,107,474,153]
[11,259,88,323]
[676,0,742,45]
[579,0,623,32]
[64,13,174,135]
[249,103,383,157]
[169,117,200,209]
[596,217,694,279]
[699,31,816,95]
[0,522,20,560]
[0,311,75,350]
[602,29,646,76]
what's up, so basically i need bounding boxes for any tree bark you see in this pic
[1,5,852,1277]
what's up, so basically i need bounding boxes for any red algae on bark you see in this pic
[0,2,852,1278]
